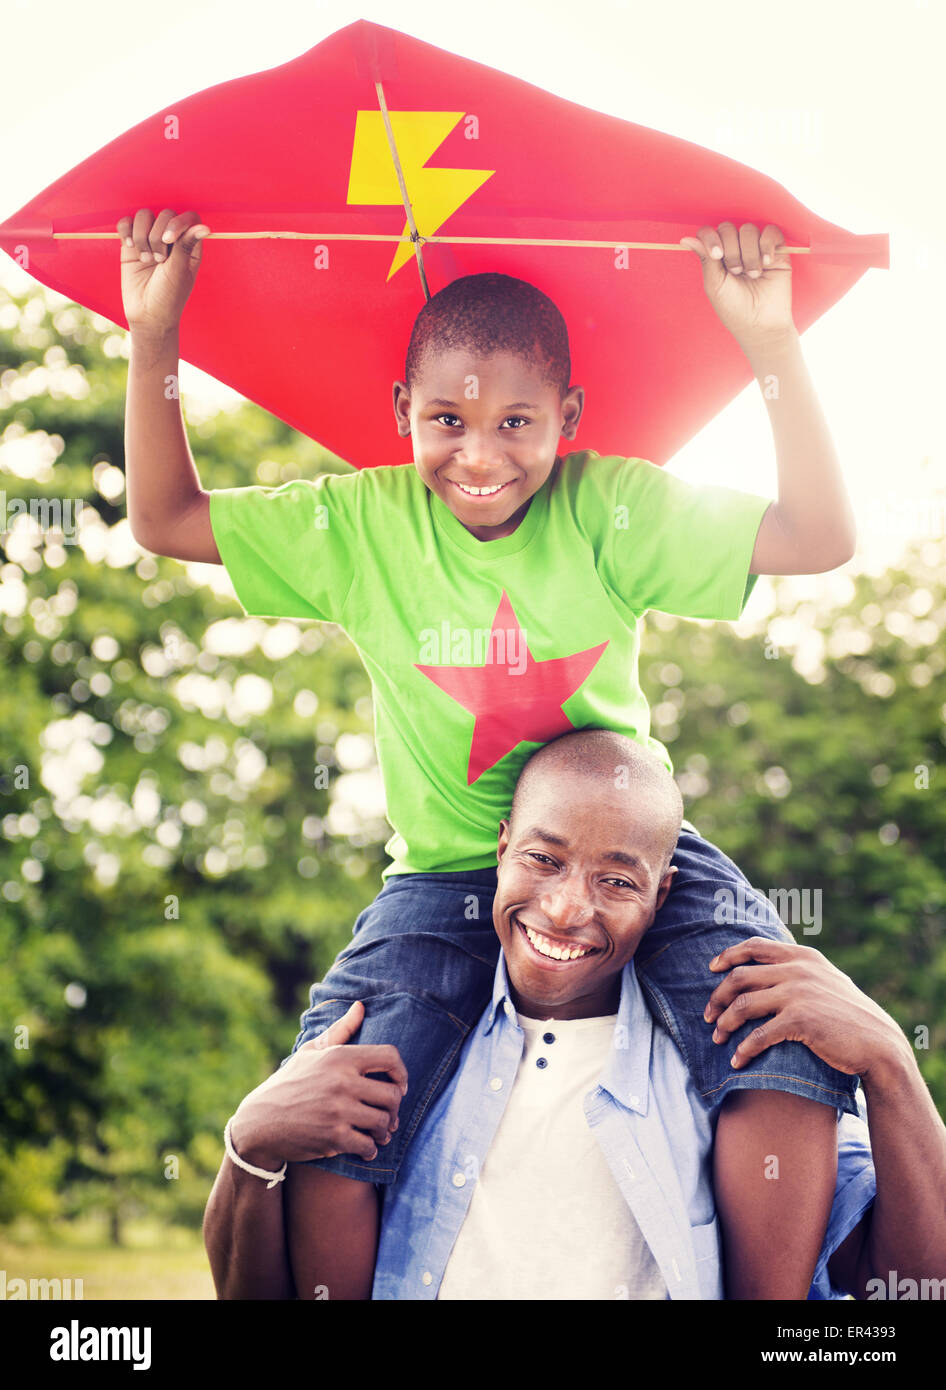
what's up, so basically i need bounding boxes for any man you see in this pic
[204,730,946,1299]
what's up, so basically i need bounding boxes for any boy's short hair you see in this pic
[405,272,571,398]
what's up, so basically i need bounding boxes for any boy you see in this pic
[119,207,857,1297]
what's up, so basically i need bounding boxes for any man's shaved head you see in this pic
[509,729,684,874]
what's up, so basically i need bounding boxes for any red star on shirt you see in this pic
[415,591,609,784]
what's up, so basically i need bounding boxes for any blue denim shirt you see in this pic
[373,952,877,1300]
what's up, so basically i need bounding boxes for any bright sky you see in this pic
[2,0,944,572]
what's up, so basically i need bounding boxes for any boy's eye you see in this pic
[432,415,530,429]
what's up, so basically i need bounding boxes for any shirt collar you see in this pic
[484,952,519,1033]
[484,951,653,1115]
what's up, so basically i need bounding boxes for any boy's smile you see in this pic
[393,349,584,542]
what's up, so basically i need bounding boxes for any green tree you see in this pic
[1,285,381,1238]
[640,542,946,1104]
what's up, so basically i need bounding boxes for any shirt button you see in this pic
[452,1172,466,1188]
[489,1077,503,1091]
[536,1057,548,1069]
[542,1032,556,1045]
[421,1271,432,1286]
[629,1095,641,1108]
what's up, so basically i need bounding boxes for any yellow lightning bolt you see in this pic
[347,111,494,281]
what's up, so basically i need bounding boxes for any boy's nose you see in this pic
[455,435,507,469]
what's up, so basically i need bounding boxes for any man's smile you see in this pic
[516,916,603,966]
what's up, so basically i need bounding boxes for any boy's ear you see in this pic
[392,380,412,437]
[560,384,585,439]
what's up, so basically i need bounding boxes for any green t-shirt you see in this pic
[208,451,770,877]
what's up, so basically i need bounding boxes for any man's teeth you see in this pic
[525,924,592,961]
[455,481,507,496]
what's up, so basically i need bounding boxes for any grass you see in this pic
[0,1219,215,1300]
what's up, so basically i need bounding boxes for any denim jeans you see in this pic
[286,823,858,1184]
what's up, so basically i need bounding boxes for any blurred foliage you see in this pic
[0,285,944,1242]
[639,555,946,1100]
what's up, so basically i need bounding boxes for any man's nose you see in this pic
[539,876,595,932]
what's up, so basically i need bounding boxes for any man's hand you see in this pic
[230,1001,408,1168]
[679,221,795,352]
[704,937,910,1081]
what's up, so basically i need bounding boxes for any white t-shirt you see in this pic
[438,1011,669,1300]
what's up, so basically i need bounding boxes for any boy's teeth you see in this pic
[457,482,505,495]
[524,924,591,961]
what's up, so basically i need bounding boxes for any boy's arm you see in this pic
[118,208,219,562]
[680,222,857,576]
[743,330,857,576]
[126,326,218,561]
[706,938,946,1296]
[713,1089,838,1298]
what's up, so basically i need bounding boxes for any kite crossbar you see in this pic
[46,231,812,253]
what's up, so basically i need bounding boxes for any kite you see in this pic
[0,19,887,470]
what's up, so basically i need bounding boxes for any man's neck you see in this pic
[511,978,622,1022]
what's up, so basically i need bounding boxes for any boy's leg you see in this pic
[635,822,859,1115]
[279,868,499,1298]
[284,1167,380,1301]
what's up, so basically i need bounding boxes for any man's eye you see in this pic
[528,852,556,866]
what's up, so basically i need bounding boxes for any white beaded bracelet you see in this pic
[224,1117,287,1189]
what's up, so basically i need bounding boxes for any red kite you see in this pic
[0,19,887,470]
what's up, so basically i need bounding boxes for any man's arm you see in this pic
[705,938,946,1296]
[827,1046,946,1297]
[713,1089,837,1299]
[203,1131,295,1300]
[202,1003,405,1299]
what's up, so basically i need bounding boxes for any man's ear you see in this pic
[497,819,511,865]
[392,380,412,437]
[560,384,585,440]
[655,864,677,912]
